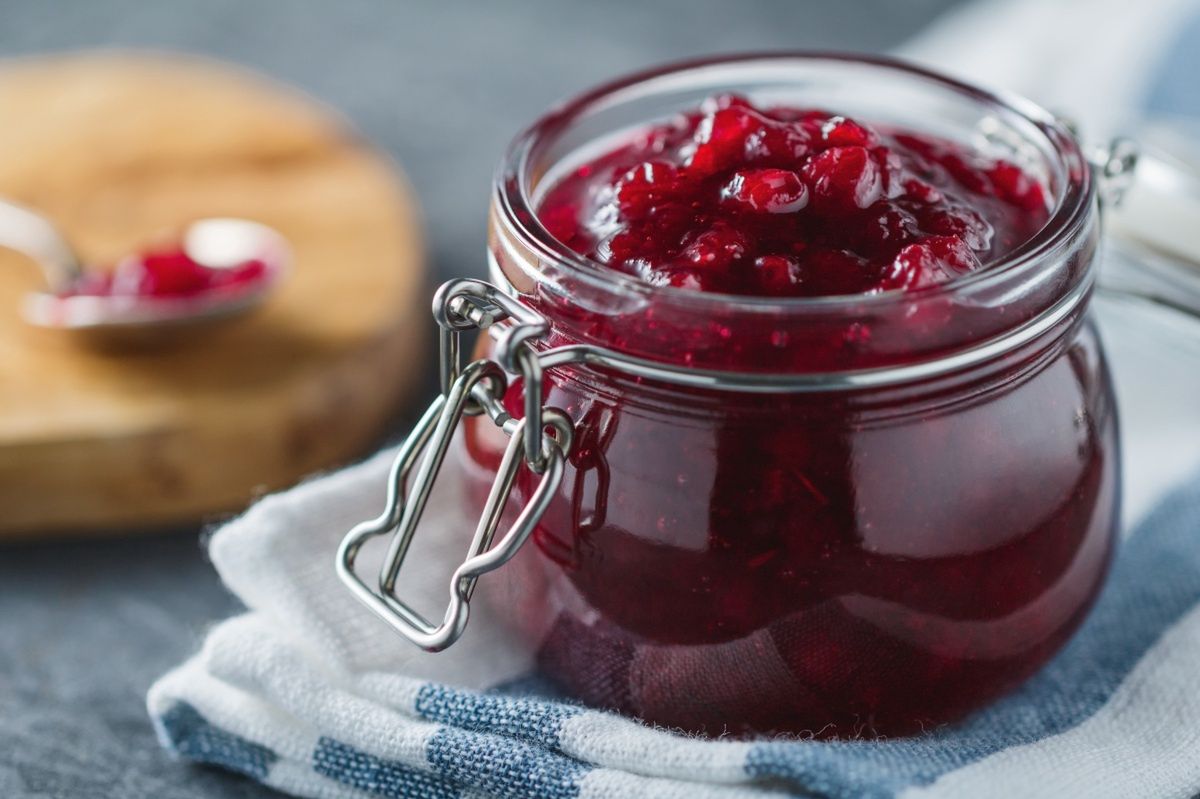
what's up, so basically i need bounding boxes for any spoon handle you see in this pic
[0,199,83,292]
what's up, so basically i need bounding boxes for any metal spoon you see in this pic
[0,199,288,333]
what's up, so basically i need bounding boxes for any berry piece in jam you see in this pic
[722,169,809,214]
[538,95,1048,297]
[803,145,885,212]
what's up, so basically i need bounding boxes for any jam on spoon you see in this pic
[62,245,268,300]
[13,217,289,333]
[539,93,1049,297]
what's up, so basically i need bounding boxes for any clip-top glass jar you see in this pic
[339,54,1124,738]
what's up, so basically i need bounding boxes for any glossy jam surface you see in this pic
[539,95,1048,297]
[63,246,268,299]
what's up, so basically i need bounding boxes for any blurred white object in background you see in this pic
[901,0,1200,139]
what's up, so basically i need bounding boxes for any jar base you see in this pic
[527,593,1104,739]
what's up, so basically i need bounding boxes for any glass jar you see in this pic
[339,54,1126,738]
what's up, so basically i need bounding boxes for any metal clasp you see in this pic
[1088,134,1200,320]
[1093,136,1139,208]
[336,280,571,652]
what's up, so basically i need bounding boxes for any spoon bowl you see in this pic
[21,218,289,332]
[0,197,288,336]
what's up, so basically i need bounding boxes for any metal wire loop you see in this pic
[336,354,569,651]
[433,278,552,464]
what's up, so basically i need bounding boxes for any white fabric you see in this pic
[903,602,1200,799]
[899,0,1200,140]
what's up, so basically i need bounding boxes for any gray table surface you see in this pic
[0,2,959,796]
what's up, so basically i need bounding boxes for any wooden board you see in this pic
[0,53,427,538]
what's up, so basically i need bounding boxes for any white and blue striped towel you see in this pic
[149,0,1200,796]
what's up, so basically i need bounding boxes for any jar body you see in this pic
[459,53,1118,736]
[462,313,1118,736]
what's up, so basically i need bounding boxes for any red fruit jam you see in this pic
[539,95,1048,297]
[465,58,1118,738]
[64,246,268,299]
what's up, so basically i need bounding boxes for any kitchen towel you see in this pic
[149,0,1200,796]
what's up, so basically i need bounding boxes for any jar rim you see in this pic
[494,51,1094,314]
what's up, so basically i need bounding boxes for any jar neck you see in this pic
[487,198,1100,393]
[472,278,1095,420]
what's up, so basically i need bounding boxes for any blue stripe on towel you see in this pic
[158,701,277,780]
[490,672,573,701]
[426,726,590,799]
[415,683,582,748]
[313,737,460,799]
[745,474,1200,799]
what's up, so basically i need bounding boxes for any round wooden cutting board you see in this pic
[0,53,427,538]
